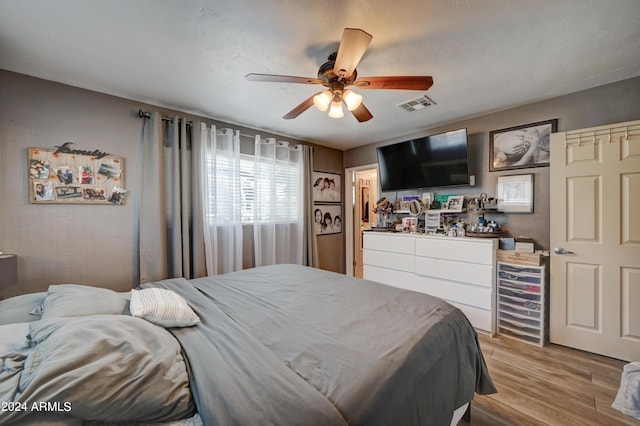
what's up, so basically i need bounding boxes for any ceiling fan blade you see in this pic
[246,73,323,85]
[350,102,373,122]
[333,28,372,79]
[354,76,434,90]
[283,93,320,120]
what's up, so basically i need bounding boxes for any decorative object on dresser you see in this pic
[424,211,441,234]
[363,232,498,335]
[446,195,465,212]
[496,252,549,347]
[514,237,536,253]
[467,207,504,238]
[489,119,558,171]
[371,197,395,230]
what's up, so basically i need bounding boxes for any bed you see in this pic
[0,264,496,425]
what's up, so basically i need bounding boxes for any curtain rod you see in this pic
[137,109,254,139]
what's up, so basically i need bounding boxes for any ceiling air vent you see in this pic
[397,95,436,112]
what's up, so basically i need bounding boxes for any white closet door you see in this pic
[550,120,640,361]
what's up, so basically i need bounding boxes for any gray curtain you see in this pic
[302,145,319,267]
[137,112,207,284]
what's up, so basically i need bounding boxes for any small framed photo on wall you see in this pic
[313,204,342,235]
[312,171,341,203]
[497,173,534,213]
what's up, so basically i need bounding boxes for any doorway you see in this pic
[345,165,378,277]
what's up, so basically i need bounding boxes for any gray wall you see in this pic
[0,70,344,297]
[2,70,637,297]
[313,146,345,273]
[344,77,640,251]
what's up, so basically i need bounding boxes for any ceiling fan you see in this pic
[245,28,433,122]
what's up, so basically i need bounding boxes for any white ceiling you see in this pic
[1,0,639,150]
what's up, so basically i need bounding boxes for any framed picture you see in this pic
[447,195,464,212]
[312,171,341,203]
[313,204,342,235]
[490,119,557,171]
[28,147,126,204]
[497,174,534,213]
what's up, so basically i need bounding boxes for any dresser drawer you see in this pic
[363,249,415,273]
[413,274,493,310]
[415,256,494,287]
[363,233,415,255]
[363,264,415,289]
[415,237,495,264]
[450,303,493,334]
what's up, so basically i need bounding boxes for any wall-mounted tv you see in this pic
[377,128,470,191]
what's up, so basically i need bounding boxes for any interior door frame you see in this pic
[344,164,378,276]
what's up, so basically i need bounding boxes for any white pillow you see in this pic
[130,288,200,327]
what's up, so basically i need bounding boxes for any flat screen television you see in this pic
[377,128,470,191]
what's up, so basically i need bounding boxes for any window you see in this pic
[207,153,301,224]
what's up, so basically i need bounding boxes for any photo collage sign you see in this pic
[28,144,127,205]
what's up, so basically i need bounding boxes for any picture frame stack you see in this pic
[312,171,342,235]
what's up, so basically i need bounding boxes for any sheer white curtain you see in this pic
[200,125,308,274]
[252,137,304,266]
[200,124,243,275]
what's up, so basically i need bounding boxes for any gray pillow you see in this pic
[40,284,131,320]
[0,292,46,325]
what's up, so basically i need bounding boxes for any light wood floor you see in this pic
[460,333,640,426]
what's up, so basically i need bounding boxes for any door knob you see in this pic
[554,247,574,255]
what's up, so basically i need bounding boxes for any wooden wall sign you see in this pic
[28,145,127,205]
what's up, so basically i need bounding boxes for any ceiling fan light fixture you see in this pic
[247,28,433,122]
[328,100,344,118]
[313,90,332,111]
[342,89,363,111]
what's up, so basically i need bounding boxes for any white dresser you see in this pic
[363,232,497,335]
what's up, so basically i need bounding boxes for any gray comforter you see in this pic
[148,264,496,426]
[0,264,495,425]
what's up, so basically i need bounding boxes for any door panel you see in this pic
[621,267,640,340]
[566,176,600,242]
[567,140,601,164]
[621,132,640,159]
[566,262,600,330]
[621,173,640,244]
